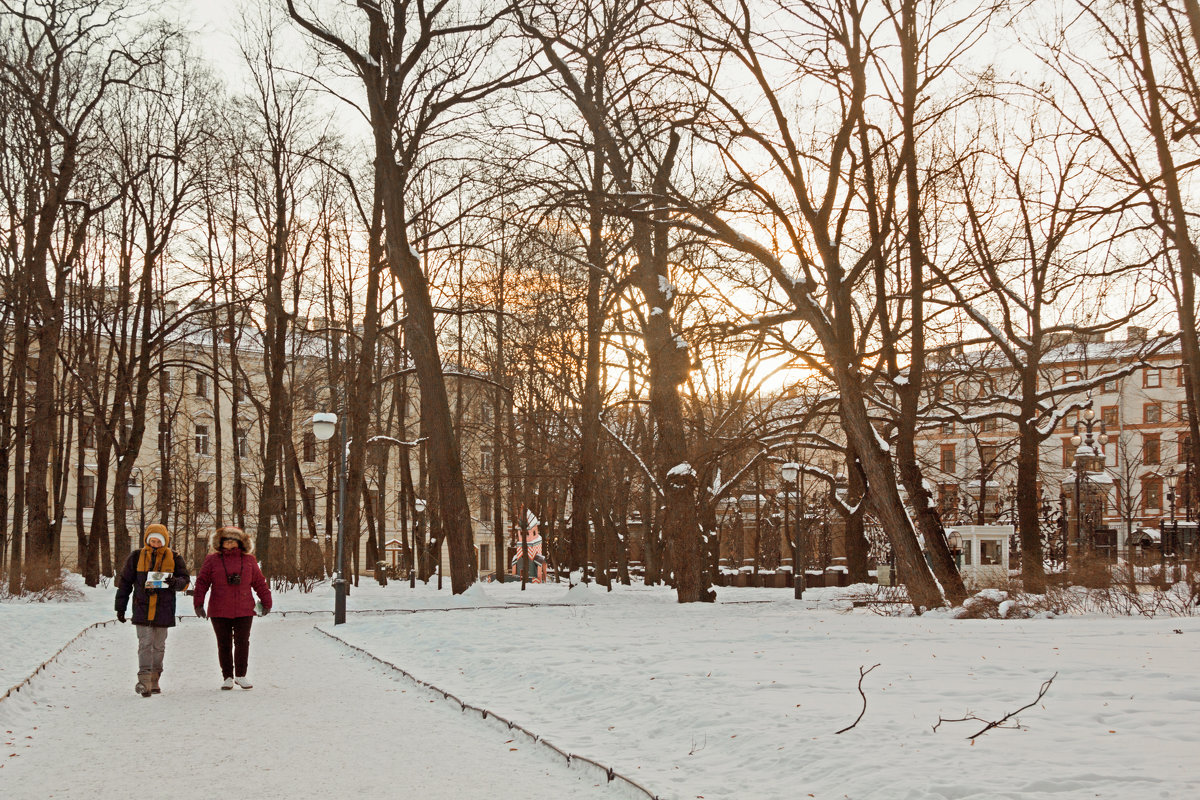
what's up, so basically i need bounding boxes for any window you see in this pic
[1178,367,1187,386]
[80,416,96,450]
[1143,477,1163,510]
[980,417,998,433]
[1144,403,1162,425]
[1062,439,1075,468]
[159,369,172,394]
[195,372,209,398]
[195,424,210,455]
[158,421,172,453]
[1102,377,1119,393]
[1144,433,1161,465]
[480,492,492,523]
[479,544,491,571]
[481,404,494,427]
[1064,371,1082,384]
[480,445,494,474]
[80,474,95,509]
[158,478,172,509]
[303,432,317,462]
[1179,402,1190,425]
[979,539,1003,565]
[195,481,210,514]
[234,426,249,458]
[304,486,316,515]
[940,419,955,434]
[234,484,247,517]
[940,444,956,473]
[1181,433,1193,465]
[1144,368,1161,388]
[1101,406,1118,428]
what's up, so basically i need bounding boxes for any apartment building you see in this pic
[13,304,507,579]
[918,327,1189,547]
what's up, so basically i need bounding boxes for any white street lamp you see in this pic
[411,497,426,589]
[780,461,800,599]
[312,411,347,624]
[311,412,337,442]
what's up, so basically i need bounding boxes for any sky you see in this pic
[3,574,1197,799]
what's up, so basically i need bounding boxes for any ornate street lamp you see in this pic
[781,461,800,599]
[312,411,347,624]
[128,468,146,534]
[947,531,963,567]
[1070,405,1108,564]
[1165,466,1178,583]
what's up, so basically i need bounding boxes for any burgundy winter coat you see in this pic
[194,547,272,619]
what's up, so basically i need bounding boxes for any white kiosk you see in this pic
[945,525,1012,586]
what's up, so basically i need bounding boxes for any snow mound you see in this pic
[952,589,1035,619]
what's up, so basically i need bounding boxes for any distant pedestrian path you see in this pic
[0,618,620,799]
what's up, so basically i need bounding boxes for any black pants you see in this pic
[210,616,254,678]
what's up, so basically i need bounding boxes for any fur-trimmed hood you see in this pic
[209,526,253,553]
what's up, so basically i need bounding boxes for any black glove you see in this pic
[195,607,207,619]
[117,613,126,623]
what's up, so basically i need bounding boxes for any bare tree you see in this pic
[654,0,949,606]
[0,0,175,586]
[286,0,535,593]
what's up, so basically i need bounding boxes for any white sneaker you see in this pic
[221,678,234,690]
[234,676,253,689]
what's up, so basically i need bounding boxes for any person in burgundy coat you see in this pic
[193,526,272,690]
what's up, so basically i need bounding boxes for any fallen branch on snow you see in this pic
[834,663,880,734]
[933,672,1057,740]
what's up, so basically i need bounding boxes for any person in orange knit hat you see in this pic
[115,523,190,697]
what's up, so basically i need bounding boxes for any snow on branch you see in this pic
[366,435,425,448]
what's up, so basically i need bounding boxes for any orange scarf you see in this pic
[136,546,175,620]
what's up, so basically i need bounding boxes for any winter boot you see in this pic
[150,672,161,694]
[136,672,153,698]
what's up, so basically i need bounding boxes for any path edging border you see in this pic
[313,625,663,800]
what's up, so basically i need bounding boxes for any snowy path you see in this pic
[1,618,626,799]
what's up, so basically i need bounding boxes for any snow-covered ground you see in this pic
[3,574,1199,799]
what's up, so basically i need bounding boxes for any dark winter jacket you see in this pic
[193,527,272,619]
[115,528,190,627]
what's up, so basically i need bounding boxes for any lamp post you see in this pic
[412,497,425,589]
[312,411,347,624]
[1185,459,1194,522]
[1070,406,1108,564]
[129,468,146,534]
[781,461,800,599]
[1165,466,1177,584]
[947,531,963,568]
[1058,491,1068,568]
